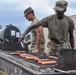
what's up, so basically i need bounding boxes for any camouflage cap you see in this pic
[53,0,68,11]
[24,7,33,16]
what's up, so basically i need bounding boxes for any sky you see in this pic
[0,0,76,33]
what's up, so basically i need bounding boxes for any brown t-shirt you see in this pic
[40,14,75,43]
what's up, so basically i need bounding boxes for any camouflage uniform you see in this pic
[47,40,71,56]
[40,0,75,56]
[29,18,45,54]
[30,43,45,55]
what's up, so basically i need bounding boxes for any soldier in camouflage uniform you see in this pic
[19,0,75,56]
[21,7,45,54]
[45,0,75,56]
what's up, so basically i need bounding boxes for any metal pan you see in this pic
[56,49,76,71]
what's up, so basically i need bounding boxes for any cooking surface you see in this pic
[0,50,57,68]
[0,49,76,75]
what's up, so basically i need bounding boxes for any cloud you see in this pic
[0,0,76,33]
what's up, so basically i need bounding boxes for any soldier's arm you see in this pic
[22,16,49,39]
[69,30,74,49]
[22,22,41,39]
[35,26,42,50]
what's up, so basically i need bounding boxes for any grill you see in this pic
[0,50,61,75]
[3,51,57,68]
[0,49,76,75]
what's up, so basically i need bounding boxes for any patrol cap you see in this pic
[24,7,33,16]
[53,0,68,11]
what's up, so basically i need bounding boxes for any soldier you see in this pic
[22,7,45,54]
[19,0,75,56]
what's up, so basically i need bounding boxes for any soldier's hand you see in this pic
[35,48,39,53]
[18,36,24,42]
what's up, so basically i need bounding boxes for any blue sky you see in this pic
[0,0,76,33]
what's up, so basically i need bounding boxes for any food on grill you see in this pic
[20,53,33,58]
[18,53,39,60]
[40,59,49,61]
[10,52,20,55]
[10,52,57,65]
[16,50,25,53]
[25,56,38,60]
[49,56,58,59]
[38,59,49,63]
[41,61,56,65]
[34,57,40,61]
[38,59,56,64]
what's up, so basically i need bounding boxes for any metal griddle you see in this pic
[0,49,76,75]
[0,50,57,69]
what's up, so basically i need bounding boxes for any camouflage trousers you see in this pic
[29,43,45,55]
[46,41,71,56]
